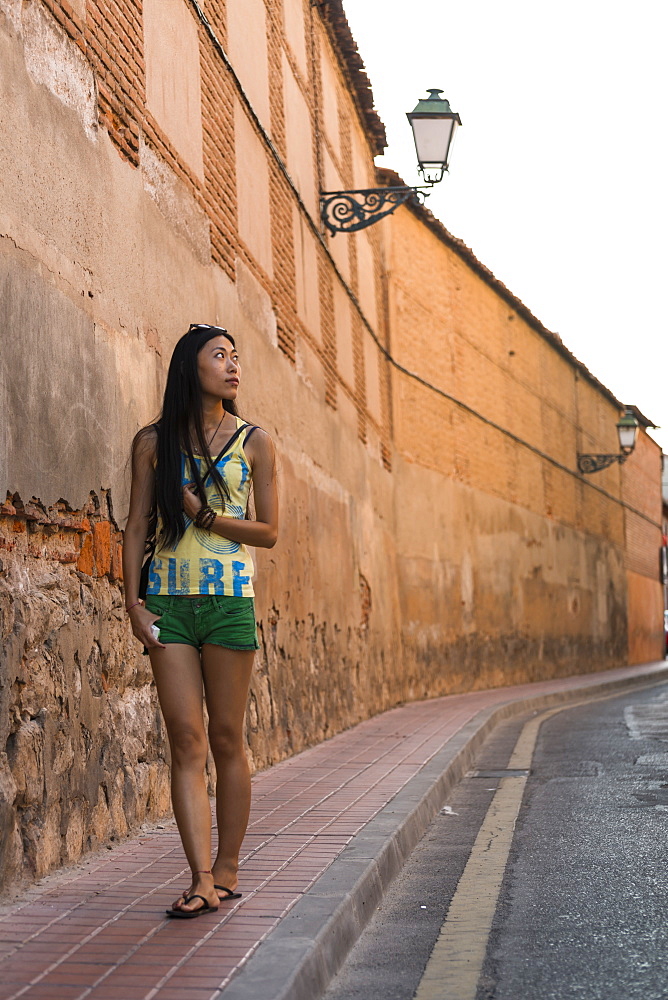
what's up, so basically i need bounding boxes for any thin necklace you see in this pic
[205,411,226,448]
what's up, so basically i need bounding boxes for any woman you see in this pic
[122,323,278,918]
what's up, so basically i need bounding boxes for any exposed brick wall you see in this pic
[270,173,299,361]
[41,0,85,47]
[0,492,122,582]
[85,0,143,164]
[200,28,238,282]
[267,1,298,359]
[352,307,367,443]
[202,0,227,45]
[317,248,338,408]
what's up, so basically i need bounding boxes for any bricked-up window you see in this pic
[319,42,340,159]
[235,102,273,278]
[283,52,317,219]
[226,0,271,131]
[144,0,204,181]
[283,0,308,78]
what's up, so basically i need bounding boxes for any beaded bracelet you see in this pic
[195,505,216,530]
[193,505,209,527]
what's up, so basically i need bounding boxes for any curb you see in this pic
[220,662,668,1000]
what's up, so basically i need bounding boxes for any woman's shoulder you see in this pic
[242,424,275,462]
[132,422,159,461]
[236,417,268,435]
[241,420,271,442]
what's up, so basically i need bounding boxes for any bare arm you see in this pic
[122,427,165,647]
[182,429,278,548]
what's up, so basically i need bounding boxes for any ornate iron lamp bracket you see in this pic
[577,452,628,474]
[320,186,430,235]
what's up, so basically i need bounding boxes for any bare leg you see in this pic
[201,645,255,897]
[149,643,218,913]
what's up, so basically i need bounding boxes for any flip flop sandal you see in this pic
[166,894,219,919]
[215,884,242,900]
[178,885,240,900]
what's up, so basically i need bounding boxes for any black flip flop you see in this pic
[166,894,219,919]
[215,884,242,900]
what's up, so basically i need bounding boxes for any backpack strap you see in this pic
[202,422,258,486]
[243,425,259,447]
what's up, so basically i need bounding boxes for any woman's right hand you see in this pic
[128,603,166,649]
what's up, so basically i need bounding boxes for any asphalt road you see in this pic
[322,681,668,1000]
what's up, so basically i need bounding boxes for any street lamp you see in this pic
[320,89,461,235]
[577,408,640,474]
[406,89,461,184]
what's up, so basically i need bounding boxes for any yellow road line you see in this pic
[413,685,661,1000]
[413,770,528,1000]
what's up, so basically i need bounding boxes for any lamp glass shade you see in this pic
[410,117,457,169]
[617,411,639,453]
[406,89,461,181]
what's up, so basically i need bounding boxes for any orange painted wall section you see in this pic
[385,202,663,682]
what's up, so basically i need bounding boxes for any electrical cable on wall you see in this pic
[187,0,660,531]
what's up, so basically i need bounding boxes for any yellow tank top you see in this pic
[146,418,255,597]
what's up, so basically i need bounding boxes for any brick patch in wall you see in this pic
[0,490,171,895]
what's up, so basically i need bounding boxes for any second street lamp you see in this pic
[577,408,640,474]
[617,409,640,454]
[320,89,462,235]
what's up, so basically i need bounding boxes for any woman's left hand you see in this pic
[183,483,203,520]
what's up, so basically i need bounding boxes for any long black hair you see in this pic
[138,324,238,552]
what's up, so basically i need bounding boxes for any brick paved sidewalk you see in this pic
[0,662,666,1000]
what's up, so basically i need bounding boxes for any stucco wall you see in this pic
[0,0,663,895]
[392,455,628,695]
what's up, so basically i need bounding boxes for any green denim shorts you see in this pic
[144,595,259,651]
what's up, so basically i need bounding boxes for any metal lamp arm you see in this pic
[320,185,433,235]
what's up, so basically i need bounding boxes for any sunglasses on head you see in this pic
[188,323,228,335]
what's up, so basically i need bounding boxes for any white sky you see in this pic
[341,0,668,455]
